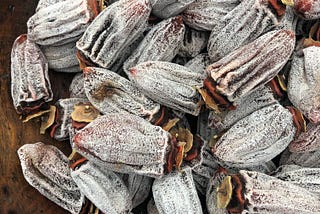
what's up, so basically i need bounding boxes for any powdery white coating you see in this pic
[177,27,209,58]
[36,0,66,11]
[209,86,278,132]
[150,0,195,19]
[131,61,205,116]
[207,0,282,61]
[77,0,151,69]
[119,173,153,208]
[69,73,88,99]
[11,35,53,114]
[289,123,320,152]
[240,170,320,213]
[280,149,320,168]
[27,0,96,46]
[71,161,132,213]
[73,113,171,178]
[17,142,84,214]
[53,98,88,141]
[84,67,160,120]
[207,30,295,102]
[123,16,185,77]
[213,104,296,167]
[274,165,320,196]
[293,0,320,20]
[41,41,80,72]
[287,46,320,123]
[182,0,240,31]
[185,53,211,76]
[152,168,203,214]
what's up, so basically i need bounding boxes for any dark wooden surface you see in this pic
[0,1,75,213]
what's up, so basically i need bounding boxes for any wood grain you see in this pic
[0,1,76,213]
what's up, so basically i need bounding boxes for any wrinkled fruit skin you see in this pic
[11,34,53,115]
[71,161,132,214]
[152,167,203,214]
[289,123,320,153]
[73,113,171,178]
[150,0,195,19]
[292,0,320,20]
[27,0,98,46]
[287,46,320,124]
[76,0,151,70]
[212,104,296,167]
[17,142,84,214]
[130,61,205,116]
[206,29,295,102]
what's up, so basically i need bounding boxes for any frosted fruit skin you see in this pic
[27,0,96,46]
[69,73,87,99]
[209,86,277,133]
[11,34,53,115]
[71,161,132,214]
[182,0,240,31]
[240,170,320,213]
[130,61,205,116]
[73,113,171,178]
[280,149,320,168]
[83,67,160,120]
[292,0,320,20]
[77,0,151,70]
[123,16,185,77]
[213,104,296,167]
[289,123,320,153]
[150,0,195,19]
[41,41,80,73]
[207,0,282,61]
[152,167,203,214]
[206,29,295,102]
[287,46,320,124]
[17,142,84,214]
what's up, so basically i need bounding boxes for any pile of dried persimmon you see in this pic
[11,0,320,213]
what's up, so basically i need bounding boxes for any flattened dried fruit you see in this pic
[83,67,160,120]
[212,104,296,167]
[28,0,99,46]
[73,113,203,178]
[77,0,151,70]
[287,46,320,123]
[280,149,320,168]
[208,86,277,132]
[123,16,185,77]
[17,142,84,214]
[71,161,132,213]
[152,167,203,214]
[274,165,320,196]
[41,42,80,73]
[206,29,295,103]
[207,0,286,61]
[182,0,240,31]
[210,170,320,213]
[130,61,205,116]
[73,113,171,178]
[150,0,195,19]
[11,34,53,116]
